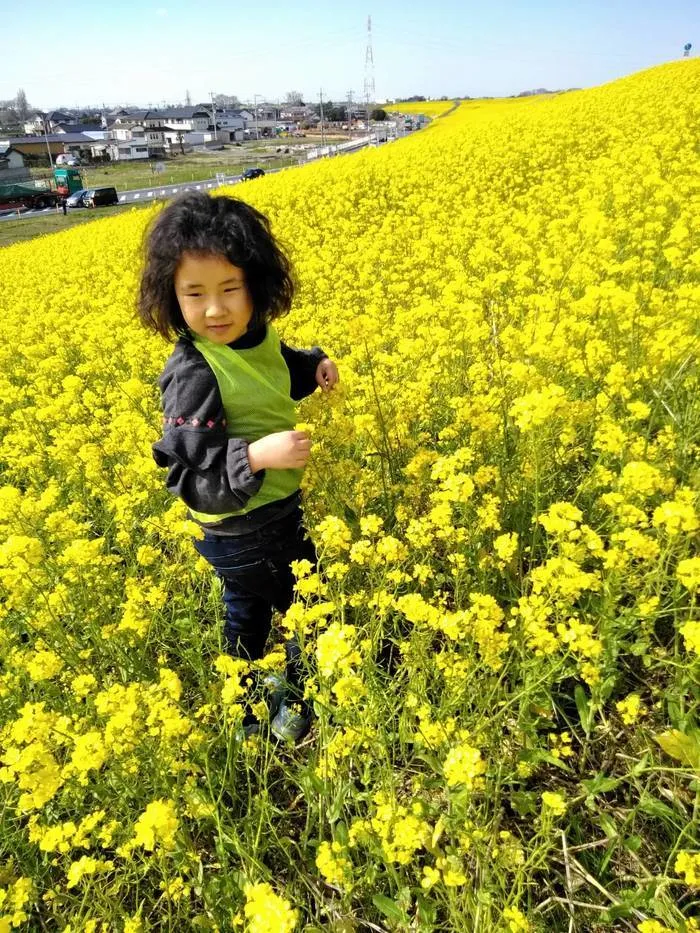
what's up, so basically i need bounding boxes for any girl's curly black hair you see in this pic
[137,192,294,341]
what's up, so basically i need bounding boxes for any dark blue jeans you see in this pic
[192,505,317,694]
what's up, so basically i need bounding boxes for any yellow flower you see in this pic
[421,865,441,890]
[618,461,671,499]
[443,742,486,790]
[677,557,700,590]
[615,693,646,725]
[71,673,97,698]
[243,882,298,933]
[127,799,179,852]
[66,856,111,889]
[359,513,384,537]
[675,850,700,886]
[316,840,353,889]
[315,515,352,555]
[503,905,531,932]
[316,623,362,678]
[680,620,700,655]
[541,791,567,816]
[652,490,698,535]
[494,532,518,563]
[539,502,583,536]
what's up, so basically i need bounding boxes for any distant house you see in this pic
[54,123,110,141]
[279,104,314,122]
[213,109,245,142]
[107,139,151,161]
[0,133,95,162]
[112,123,165,148]
[151,106,211,133]
[104,105,243,151]
[23,110,74,134]
[0,146,30,182]
[244,104,280,137]
[140,127,167,152]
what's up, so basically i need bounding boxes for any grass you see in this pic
[0,202,153,248]
[2,134,357,248]
[27,138,347,193]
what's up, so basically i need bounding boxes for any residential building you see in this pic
[150,106,211,133]
[106,139,151,161]
[0,134,96,162]
[244,104,280,137]
[23,110,73,134]
[54,123,110,141]
[0,146,30,183]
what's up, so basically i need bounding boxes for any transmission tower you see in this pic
[363,14,375,129]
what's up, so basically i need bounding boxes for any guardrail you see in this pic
[305,135,376,161]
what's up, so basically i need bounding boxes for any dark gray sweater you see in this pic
[152,325,326,536]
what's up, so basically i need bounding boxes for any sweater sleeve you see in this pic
[152,340,265,513]
[280,342,328,400]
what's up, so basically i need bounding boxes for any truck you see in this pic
[0,167,84,213]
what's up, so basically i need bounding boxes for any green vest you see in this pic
[188,325,302,523]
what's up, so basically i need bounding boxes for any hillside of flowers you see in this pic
[0,59,698,931]
[387,99,456,116]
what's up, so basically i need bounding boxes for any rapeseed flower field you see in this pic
[387,100,456,116]
[0,59,698,931]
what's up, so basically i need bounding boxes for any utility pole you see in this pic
[363,14,376,130]
[346,90,354,137]
[42,113,54,168]
[319,88,326,146]
[210,91,218,144]
[253,94,261,139]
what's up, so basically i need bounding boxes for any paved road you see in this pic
[119,175,236,204]
[115,167,290,206]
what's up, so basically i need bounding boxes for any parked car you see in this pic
[84,187,119,208]
[55,154,81,166]
[66,189,89,208]
[241,167,265,181]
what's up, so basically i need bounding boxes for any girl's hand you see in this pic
[247,431,311,472]
[316,357,339,392]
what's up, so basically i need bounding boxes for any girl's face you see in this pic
[174,251,254,344]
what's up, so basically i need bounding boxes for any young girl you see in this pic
[138,192,339,742]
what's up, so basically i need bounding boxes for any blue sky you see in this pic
[5,0,698,109]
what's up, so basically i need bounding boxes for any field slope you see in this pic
[0,60,698,931]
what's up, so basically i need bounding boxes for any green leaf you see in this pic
[541,752,574,772]
[597,812,619,839]
[638,794,682,826]
[630,754,648,777]
[582,773,623,797]
[509,790,538,817]
[654,730,700,770]
[372,894,408,924]
[575,685,593,736]
[415,894,437,927]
